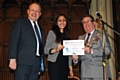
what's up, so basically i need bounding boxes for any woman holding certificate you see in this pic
[44,14,73,80]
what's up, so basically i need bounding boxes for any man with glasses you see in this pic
[72,15,111,80]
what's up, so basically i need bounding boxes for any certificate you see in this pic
[63,40,84,55]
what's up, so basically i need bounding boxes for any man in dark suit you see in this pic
[72,15,111,80]
[8,2,45,80]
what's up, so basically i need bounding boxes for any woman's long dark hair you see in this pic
[52,14,70,43]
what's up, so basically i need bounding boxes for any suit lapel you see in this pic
[90,30,98,41]
[26,18,44,43]
[26,18,34,31]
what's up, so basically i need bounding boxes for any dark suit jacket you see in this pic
[8,18,45,65]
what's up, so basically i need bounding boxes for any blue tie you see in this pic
[33,22,45,72]
[33,22,42,43]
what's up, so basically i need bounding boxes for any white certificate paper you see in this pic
[63,40,84,55]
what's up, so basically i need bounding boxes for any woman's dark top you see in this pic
[48,33,70,80]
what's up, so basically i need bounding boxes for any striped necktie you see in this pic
[33,21,45,72]
[33,21,42,43]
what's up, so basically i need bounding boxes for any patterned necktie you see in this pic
[33,21,45,72]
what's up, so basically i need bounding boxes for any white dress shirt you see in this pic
[29,18,42,56]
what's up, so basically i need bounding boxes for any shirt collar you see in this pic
[87,29,95,35]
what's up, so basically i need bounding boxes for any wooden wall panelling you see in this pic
[0,0,21,20]
[0,21,14,80]
[69,23,84,40]
[71,2,86,22]
[70,1,86,38]
[54,0,69,16]
[0,21,13,67]
[0,1,3,21]
[0,2,20,80]
[40,20,52,44]
[41,2,52,18]
[0,72,1,80]
[21,2,29,17]
[40,1,53,43]
[0,70,14,80]
[5,4,20,19]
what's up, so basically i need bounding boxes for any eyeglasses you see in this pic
[81,20,93,24]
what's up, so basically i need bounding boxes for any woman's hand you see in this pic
[68,70,74,78]
[56,43,64,51]
[51,43,64,53]
[68,66,74,78]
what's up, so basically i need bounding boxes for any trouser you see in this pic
[14,57,40,80]
[81,78,109,80]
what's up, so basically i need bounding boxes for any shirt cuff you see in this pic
[91,49,93,54]
[49,49,53,55]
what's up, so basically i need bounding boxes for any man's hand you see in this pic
[56,43,64,51]
[84,46,91,54]
[9,59,17,70]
